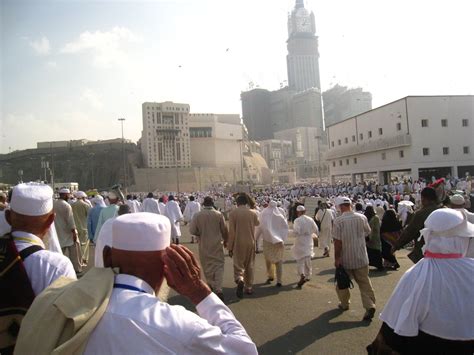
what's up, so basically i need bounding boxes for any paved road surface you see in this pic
[88,224,412,355]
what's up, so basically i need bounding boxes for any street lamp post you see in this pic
[118,118,127,188]
[173,133,180,194]
[41,157,50,182]
[50,142,55,189]
[315,135,323,185]
[89,153,95,188]
[239,139,244,183]
[198,166,202,191]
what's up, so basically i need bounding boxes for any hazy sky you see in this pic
[1,0,473,153]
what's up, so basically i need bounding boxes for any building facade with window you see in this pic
[258,139,293,172]
[326,96,474,184]
[141,101,191,169]
[188,113,243,168]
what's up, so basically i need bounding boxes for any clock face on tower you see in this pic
[296,17,310,32]
[292,8,313,34]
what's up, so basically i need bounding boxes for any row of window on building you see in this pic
[147,106,189,112]
[421,118,469,128]
[331,119,470,148]
[422,146,470,156]
[148,113,188,126]
[189,127,212,138]
[332,146,471,168]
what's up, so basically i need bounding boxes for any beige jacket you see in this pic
[14,267,114,355]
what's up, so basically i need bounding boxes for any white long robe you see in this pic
[143,198,160,214]
[292,215,318,260]
[165,200,183,237]
[183,201,201,223]
[315,208,334,250]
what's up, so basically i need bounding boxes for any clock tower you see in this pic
[287,0,321,92]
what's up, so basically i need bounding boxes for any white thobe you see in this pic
[292,215,318,260]
[315,208,334,250]
[133,199,143,212]
[183,201,201,223]
[84,274,257,355]
[53,199,76,248]
[126,200,139,213]
[143,198,161,214]
[12,231,76,295]
[158,202,166,215]
[165,200,183,237]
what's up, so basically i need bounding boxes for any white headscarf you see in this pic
[92,195,107,208]
[43,222,62,254]
[380,209,474,340]
[259,201,289,244]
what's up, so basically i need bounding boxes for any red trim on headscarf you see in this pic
[424,250,462,259]
[428,178,445,188]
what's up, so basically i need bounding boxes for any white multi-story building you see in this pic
[141,101,191,169]
[326,96,474,184]
[188,113,243,168]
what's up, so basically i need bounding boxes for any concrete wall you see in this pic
[131,166,241,192]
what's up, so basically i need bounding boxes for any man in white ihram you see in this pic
[84,213,257,354]
[292,205,318,288]
[183,195,201,243]
[143,192,161,214]
[164,195,183,244]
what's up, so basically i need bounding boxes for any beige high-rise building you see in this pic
[141,101,191,169]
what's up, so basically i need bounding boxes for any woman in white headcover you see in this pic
[257,201,289,287]
[368,208,474,354]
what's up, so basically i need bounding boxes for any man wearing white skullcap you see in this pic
[5,183,76,295]
[369,208,474,353]
[54,188,82,273]
[333,195,376,321]
[94,191,120,241]
[84,213,257,354]
[292,205,318,288]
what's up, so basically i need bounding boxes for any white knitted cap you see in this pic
[10,182,54,216]
[112,212,171,251]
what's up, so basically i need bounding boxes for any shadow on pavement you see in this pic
[169,282,301,309]
[317,268,335,276]
[368,269,389,278]
[257,308,370,354]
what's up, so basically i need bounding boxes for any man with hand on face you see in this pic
[84,213,257,354]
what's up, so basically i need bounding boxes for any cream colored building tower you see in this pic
[142,101,191,168]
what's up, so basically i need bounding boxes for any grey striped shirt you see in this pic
[333,211,371,269]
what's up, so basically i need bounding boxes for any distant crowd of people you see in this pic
[1,176,473,354]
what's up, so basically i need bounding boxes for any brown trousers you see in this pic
[336,265,376,310]
[233,250,255,288]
